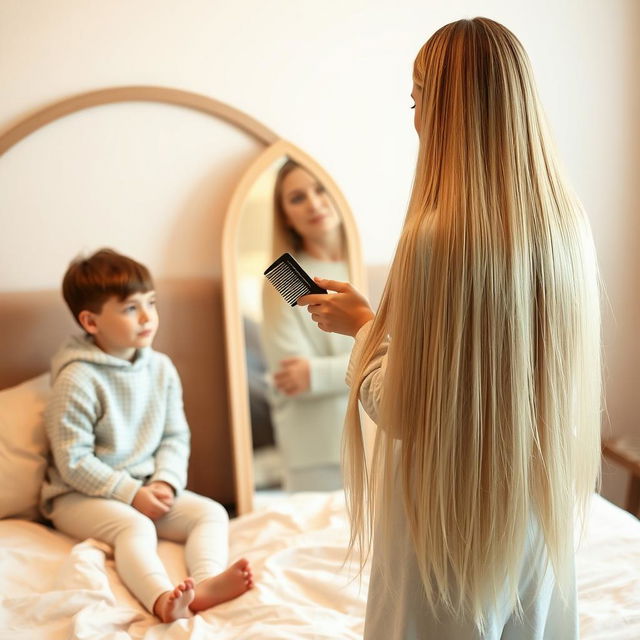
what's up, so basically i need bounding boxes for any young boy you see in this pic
[40,248,253,622]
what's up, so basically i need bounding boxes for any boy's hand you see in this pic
[298,279,375,337]
[273,357,310,396]
[132,485,171,519]
[146,480,175,507]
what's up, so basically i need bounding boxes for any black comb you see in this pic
[264,252,327,306]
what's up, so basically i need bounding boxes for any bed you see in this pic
[1,310,640,640]
[0,491,635,640]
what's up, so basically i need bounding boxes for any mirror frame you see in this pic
[0,85,278,155]
[222,138,366,514]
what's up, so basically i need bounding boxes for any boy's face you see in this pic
[79,291,159,360]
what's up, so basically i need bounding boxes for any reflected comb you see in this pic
[264,252,327,306]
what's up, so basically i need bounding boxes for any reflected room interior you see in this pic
[234,155,353,504]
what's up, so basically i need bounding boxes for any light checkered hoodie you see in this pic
[40,335,190,517]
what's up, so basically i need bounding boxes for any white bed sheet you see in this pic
[0,492,637,640]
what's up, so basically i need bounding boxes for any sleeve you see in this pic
[346,320,389,425]
[261,290,348,398]
[46,369,142,504]
[150,361,190,494]
[308,353,350,395]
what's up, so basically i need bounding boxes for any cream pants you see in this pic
[49,490,229,612]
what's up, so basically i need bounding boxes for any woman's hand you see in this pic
[298,278,375,337]
[132,485,172,520]
[273,357,311,396]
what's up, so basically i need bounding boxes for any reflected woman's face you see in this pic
[280,167,341,242]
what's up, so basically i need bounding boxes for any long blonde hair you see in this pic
[343,17,601,628]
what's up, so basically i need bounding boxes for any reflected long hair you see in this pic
[272,159,305,255]
[263,159,305,321]
[343,17,601,629]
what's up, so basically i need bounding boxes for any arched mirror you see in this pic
[223,139,366,511]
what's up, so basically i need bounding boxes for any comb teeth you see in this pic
[265,261,311,306]
[264,252,327,306]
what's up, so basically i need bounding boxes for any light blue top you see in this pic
[40,335,190,517]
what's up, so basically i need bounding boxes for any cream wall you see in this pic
[1,0,638,507]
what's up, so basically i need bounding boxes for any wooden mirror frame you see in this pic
[0,86,278,155]
[222,139,366,514]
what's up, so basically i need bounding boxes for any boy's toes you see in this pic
[236,558,250,572]
[176,578,193,594]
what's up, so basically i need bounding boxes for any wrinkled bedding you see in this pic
[0,492,637,639]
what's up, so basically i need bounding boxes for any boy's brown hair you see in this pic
[62,248,154,325]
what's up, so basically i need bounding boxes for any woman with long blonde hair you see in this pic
[300,17,601,639]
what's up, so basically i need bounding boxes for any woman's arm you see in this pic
[346,321,388,424]
[299,280,386,423]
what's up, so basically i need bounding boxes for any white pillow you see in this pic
[0,373,51,520]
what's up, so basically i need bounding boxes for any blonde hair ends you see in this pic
[343,17,601,629]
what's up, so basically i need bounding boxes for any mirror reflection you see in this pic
[236,156,352,495]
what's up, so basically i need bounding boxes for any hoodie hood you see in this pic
[51,334,150,381]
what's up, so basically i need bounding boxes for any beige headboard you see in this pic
[0,278,235,508]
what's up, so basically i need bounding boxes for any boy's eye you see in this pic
[124,305,136,313]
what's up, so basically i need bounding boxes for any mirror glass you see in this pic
[235,155,355,500]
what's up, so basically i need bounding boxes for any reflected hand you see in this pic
[273,357,311,396]
[132,485,171,520]
[298,278,374,337]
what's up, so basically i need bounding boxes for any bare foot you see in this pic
[154,578,195,623]
[189,558,254,612]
